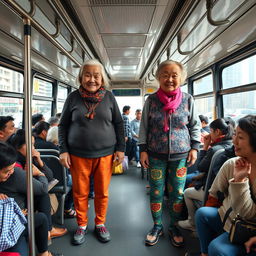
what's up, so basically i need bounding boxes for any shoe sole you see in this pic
[94,230,111,243]
[168,230,184,247]
[145,230,163,246]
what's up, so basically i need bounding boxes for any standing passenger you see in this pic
[58,59,125,245]
[122,105,132,162]
[130,109,142,167]
[139,60,201,247]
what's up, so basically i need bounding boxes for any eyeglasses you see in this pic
[159,73,179,80]
[84,73,102,80]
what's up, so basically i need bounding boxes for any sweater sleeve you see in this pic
[138,98,150,152]
[14,168,48,195]
[187,95,201,151]
[111,94,125,152]
[58,92,73,154]
[229,179,256,219]
[208,159,233,198]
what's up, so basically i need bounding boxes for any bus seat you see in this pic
[40,154,67,225]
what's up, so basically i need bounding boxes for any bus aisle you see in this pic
[49,165,200,256]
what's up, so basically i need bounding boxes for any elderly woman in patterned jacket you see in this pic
[138,60,201,247]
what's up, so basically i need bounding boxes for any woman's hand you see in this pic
[140,151,149,169]
[245,236,256,253]
[114,151,124,165]
[187,149,198,167]
[32,148,44,167]
[203,134,211,150]
[0,193,8,200]
[60,152,71,168]
[233,157,251,182]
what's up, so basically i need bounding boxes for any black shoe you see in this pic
[95,225,111,243]
[145,226,163,246]
[49,252,64,256]
[185,253,201,256]
[169,226,184,247]
[72,227,87,245]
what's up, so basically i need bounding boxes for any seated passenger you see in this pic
[47,126,59,146]
[179,118,233,231]
[199,114,210,133]
[9,130,67,239]
[0,142,63,256]
[32,113,45,128]
[185,115,256,256]
[48,116,59,127]
[0,115,15,142]
[33,121,58,150]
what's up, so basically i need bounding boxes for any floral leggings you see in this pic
[148,156,187,229]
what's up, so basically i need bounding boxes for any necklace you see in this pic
[83,100,99,120]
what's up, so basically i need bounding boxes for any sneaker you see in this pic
[95,225,111,243]
[177,219,195,232]
[136,162,141,168]
[72,227,87,245]
[145,226,163,246]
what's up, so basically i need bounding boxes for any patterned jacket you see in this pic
[139,92,201,160]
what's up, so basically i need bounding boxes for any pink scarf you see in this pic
[157,87,182,132]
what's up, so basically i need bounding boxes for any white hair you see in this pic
[77,59,110,88]
[46,126,58,145]
[155,60,187,84]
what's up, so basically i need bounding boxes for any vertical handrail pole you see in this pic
[23,17,36,256]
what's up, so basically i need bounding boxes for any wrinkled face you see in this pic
[0,120,15,142]
[81,65,103,93]
[233,126,253,157]
[158,64,182,93]
[0,163,15,182]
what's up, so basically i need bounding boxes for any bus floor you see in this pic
[49,165,200,256]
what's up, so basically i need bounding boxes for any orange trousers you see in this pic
[69,154,113,226]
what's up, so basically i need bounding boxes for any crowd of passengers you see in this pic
[1,59,256,256]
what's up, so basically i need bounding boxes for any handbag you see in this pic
[229,214,256,244]
[223,207,256,244]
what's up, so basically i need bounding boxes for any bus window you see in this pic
[57,85,68,113]
[193,74,213,95]
[33,78,53,97]
[194,97,214,122]
[222,55,256,89]
[0,97,23,128]
[223,91,256,122]
[32,99,52,121]
[0,66,23,93]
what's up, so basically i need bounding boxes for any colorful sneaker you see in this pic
[145,226,163,246]
[95,225,111,243]
[72,227,87,245]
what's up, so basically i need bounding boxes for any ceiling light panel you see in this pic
[102,35,146,47]
[92,6,155,33]
[106,48,142,57]
[109,57,140,65]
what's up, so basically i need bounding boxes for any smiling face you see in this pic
[0,163,15,182]
[233,126,253,158]
[158,63,182,93]
[81,65,103,93]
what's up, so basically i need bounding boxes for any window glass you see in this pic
[58,85,68,100]
[0,97,23,128]
[33,78,53,97]
[57,101,65,113]
[0,66,23,93]
[181,84,188,93]
[222,55,256,89]
[193,74,213,95]
[32,100,52,121]
[194,97,214,123]
[223,91,256,123]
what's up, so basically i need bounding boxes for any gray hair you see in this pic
[46,126,58,145]
[78,59,110,88]
[155,60,187,84]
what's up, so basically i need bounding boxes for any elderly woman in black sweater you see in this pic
[59,59,125,245]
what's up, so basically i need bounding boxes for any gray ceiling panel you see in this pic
[106,48,142,57]
[102,35,146,48]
